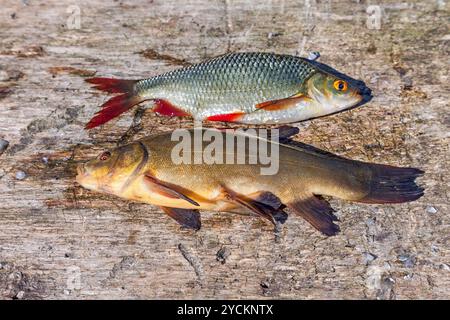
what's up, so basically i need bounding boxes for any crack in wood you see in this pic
[178,243,204,285]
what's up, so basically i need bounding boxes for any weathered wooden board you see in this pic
[0,0,448,299]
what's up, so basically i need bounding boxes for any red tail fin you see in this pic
[86,77,136,94]
[85,77,142,129]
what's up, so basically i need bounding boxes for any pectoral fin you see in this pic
[255,94,311,111]
[160,206,201,230]
[144,174,200,206]
[221,187,288,225]
[287,195,340,236]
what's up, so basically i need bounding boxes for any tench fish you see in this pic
[84,52,372,129]
[76,128,423,236]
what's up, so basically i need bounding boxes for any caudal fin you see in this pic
[85,77,143,129]
[358,164,424,204]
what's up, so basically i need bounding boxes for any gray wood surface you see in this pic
[0,0,448,299]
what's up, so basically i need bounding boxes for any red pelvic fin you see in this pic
[85,77,142,129]
[206,112,245,123]
[153,99,190,117]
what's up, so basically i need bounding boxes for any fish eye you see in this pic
[333,80,348,92]
[99,151,111,161]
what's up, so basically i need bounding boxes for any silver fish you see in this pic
[85,52,371,129]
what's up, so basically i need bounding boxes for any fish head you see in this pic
[76,142,148,194]
[304,70,372,117]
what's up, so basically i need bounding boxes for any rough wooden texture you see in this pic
[0,0,448,300]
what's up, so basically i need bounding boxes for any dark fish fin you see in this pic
[153,99,191,117]
[358,164,424,204]
[144,174,200,206]
[252,191,288,224]
[85,77,143,129]
[159,206,201,230]
[221,187,288,225]
[255,94,310,111]
[252,191,284,210]
[271,125,300,141]
[206,112,245,122]
[278,139,349,161]
[213,126,299,142]
[287,195,340,236]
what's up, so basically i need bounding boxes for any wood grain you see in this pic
[0,0,448,299]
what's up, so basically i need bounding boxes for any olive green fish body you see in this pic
[77,129,423,235]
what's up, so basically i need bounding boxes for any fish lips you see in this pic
[354,84,373,109]
[76,164,88,184]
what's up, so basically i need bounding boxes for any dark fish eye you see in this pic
[99,151,111,161]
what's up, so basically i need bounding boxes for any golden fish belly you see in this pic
[122,164,284,211]
[76,128,423,235]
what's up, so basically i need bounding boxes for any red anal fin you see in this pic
[206,112,245,122]
[153,99,190,117]
[255,95,310,111]
[144,174,199,206]
[159,206,201,230]
[287,195,340,236]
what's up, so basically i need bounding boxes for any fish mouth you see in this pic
[352,85,373,109]
[76,164,87,183]
[340,84,372,112]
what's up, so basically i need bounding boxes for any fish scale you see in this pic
[77,129,424,235]
[85,51,369,128]
[137,52,316,118]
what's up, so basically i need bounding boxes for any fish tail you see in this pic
[358,164,424,204]
[85,77,144,129]
[278,161,423,236]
